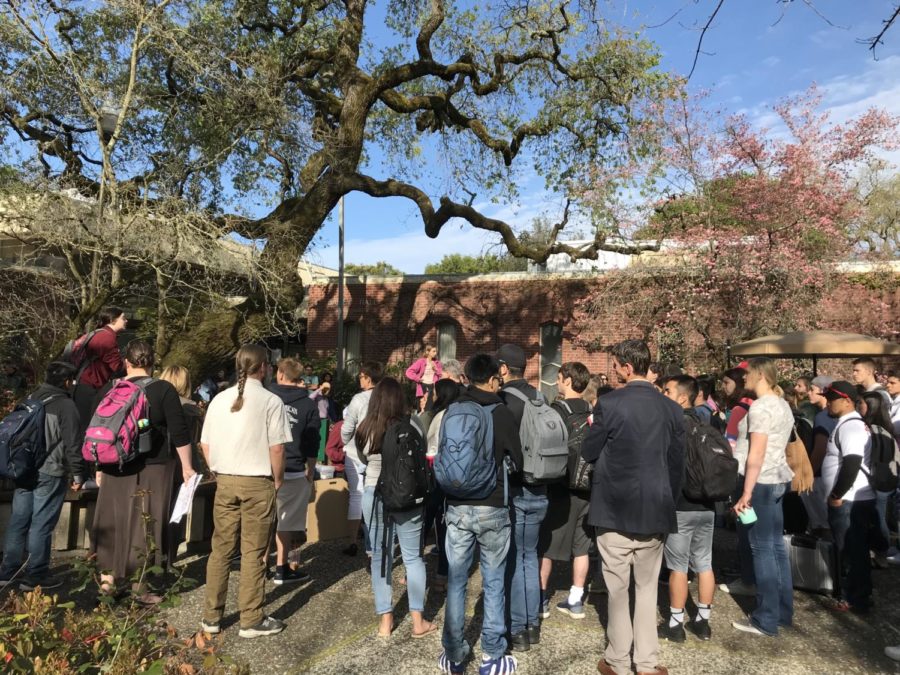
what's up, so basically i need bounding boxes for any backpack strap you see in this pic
[556,399,573,416]
[503,387,530,404]
[833,416,868,456]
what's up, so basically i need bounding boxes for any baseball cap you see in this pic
[496,344,526,370]
[810,375,834,391]
[824,380,860,403]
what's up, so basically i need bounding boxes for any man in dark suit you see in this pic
[582,340,685,675]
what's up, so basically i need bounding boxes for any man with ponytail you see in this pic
[200,344,293,639]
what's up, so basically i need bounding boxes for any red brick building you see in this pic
[305,267,900,397]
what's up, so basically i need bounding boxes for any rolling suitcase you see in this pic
[785,533,835,595]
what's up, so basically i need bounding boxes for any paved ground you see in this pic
[21,527,900,674]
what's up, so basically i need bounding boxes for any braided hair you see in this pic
[231,344,268,412]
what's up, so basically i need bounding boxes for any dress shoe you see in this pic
[526,625,540,645]
[637,668,669,675]
[597,660,617,675]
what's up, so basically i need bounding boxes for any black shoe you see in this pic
[689,618,711,641]
[238,616,285,639]
[19,575,63,591]
[657,621,686,643]
[526,625,540,645]
[273,568,311,585]
[509,631,530,652]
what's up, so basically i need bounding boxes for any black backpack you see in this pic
[554,399,592,492]
[0,395,62,483]
[376,417,433,513]
[682,412,739,502]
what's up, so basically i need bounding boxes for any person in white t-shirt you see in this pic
[822,381,876,614]
[886,371,900,440]
[730,358,795,638]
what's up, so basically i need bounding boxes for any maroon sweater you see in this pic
[78,326,124,389]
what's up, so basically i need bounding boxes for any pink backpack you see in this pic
[82,377,153,467]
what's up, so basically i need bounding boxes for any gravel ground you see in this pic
[16,527,900,674]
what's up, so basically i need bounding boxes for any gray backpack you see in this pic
[504,388,568,484]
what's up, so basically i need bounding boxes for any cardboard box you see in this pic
[306,478,349,544]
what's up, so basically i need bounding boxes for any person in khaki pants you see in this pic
[199,345,292,639]
[581,340,685,675]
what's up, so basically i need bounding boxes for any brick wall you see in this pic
[306,271,900,379]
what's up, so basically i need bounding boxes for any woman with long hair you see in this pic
[859,391,897,556]
[723,367,756,450]
[160,365,205,566]
[730,358,795,637]
[91,340,195,603]
[423,378,462,591]
[356,377,435,638]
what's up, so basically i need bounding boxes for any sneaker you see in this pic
[200,620,221,635]
[718,580,756,596]
[657,621,686,643]
[885,645,900,662]
[731,617,767,636]
[538,596,550,619]
[238,616,286,639]
[273,568,310,585]
[438,651,466,675]
[508,631,529,652]
[886,551,900,565]
[689,618,711,641]
[479,654,517,675]
[19,575,63,591]
[556,599,585,619]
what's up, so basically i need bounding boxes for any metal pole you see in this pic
[812,355,818,377]
[336,196,345,379]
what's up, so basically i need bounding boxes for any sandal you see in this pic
[411,623,438,639]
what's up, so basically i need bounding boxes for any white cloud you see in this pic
[762,56,781,68]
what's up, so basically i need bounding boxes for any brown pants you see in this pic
[597,530,665,675]
[203,475,276,628]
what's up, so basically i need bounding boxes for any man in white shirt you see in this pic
[200,345,292,639]
[822,381,876,614]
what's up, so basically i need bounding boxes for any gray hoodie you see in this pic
[32,384,86,483]
[341,389,373,466]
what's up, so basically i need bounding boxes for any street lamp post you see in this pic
[336,195,345,379]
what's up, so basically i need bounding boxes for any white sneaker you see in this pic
[731,618,766,636]
[886,552,900,565]
[718,580,756,596]
[886,645,900,662]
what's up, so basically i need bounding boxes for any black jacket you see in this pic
[581,380,685,535]
[446,386,524,509]
[269,384,321,473]
[32,384,86,482]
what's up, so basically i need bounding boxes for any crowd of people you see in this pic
[2,307,900,673]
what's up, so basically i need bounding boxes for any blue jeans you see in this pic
[874,491,893,553]
[506,484,548,634]
[361,487,426,615]
[829,499,878,609]
[0,473,68,580]
[746,482,793,635]
[734,474,756,586]
[443,504,510,662]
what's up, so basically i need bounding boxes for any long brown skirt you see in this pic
[91,462,176,581]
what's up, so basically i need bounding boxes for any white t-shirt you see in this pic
[890,395,900,440]
[739,394,794,484]
[201,379,293,477]
[822,411,873,502]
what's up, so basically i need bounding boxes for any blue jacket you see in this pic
[581,380,685,535]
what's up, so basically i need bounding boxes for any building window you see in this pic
[437,321,457,362]
[344,321,361,375]
[540,322,563,400]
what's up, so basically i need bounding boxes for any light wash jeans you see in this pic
[443,504,511,663]
[506,484,548,634]
[361,487,426,615]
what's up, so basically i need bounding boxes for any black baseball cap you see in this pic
[496,344,526,370]
[824,380,860,404]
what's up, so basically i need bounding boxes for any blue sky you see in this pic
[308,1,900,273]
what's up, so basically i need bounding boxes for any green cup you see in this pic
[738,506,758,525]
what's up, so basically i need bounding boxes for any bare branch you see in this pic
[687,0,725,81]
